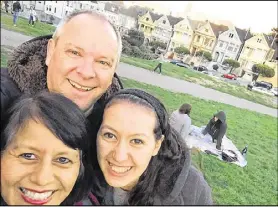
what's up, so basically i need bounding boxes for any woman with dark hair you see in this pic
[169,103,192,140]
[202,111,227,150]
[93,89,212,205]
[0,91,98,205]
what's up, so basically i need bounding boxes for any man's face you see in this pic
[45,14,118,111]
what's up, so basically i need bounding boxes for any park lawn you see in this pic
[122,77,278,205]
[120,56,277,109]
[1,12,55,37]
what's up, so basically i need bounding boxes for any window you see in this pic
[66,11,68,15]
[229,33,234,38]
[44,1,46,5]
[56,1,57,3]
[205,29,208,32]
[234,47,237,52]
[80,3,82,9]
[204,38,209,46]
[196,35,200,42]
[228,46,233,51]
[54,7,56,13]
[146,17,149,21]
[219,42,223,47]
[49,6,51,12]
[257,38,262,43]
[38,1,41,3]
[163,20,166,24]
[67,1,69,6]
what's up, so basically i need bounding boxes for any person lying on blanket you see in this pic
[201,111,227,150]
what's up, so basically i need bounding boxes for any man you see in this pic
[12,1,21,26]
[1,10,123,167]
[153,53,164,74]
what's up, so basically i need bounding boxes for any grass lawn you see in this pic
[1,12,55,37]
[121,56,277,109]
[122,77,278,205]
[1,46,11,67]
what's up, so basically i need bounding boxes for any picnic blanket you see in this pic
[186,125,247,167]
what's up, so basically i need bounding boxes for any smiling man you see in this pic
[1,10,123,133]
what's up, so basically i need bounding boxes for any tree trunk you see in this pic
[229,67,234,74]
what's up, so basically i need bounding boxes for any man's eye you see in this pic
[103,132,116,139]
[99,60,110,66]
[68,50,80,56]
[19,153,36,160]
[56,157,71,164]
[131,139,144,145]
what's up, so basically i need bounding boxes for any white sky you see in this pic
[125,1,277,33]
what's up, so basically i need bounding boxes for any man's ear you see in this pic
[152,135,164,156]
[45,39,55,66]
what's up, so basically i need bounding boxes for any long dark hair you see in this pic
[97,89,188,205]
[1,91,93,205]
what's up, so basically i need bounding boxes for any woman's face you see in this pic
[97,101,163,191]
[1,120,81,205]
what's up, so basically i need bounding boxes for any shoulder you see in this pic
[1,68,22,112]
[182,166,213,205]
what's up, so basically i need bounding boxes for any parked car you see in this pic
[193,66,208,72]
[270,87,278,96]
[170,59,183,64]
[222,73,237,80]
[247,81,273,91]
[176,62,191,68]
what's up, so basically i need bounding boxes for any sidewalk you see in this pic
[1,28,277,117]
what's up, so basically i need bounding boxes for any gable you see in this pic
[138,12,153,24]
[154,15,171,28]
[196,22,214,37]
[174,18,192,32]
[245,34,270,50]
[218,29,241,43]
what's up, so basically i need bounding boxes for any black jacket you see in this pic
[12,1,21,12]
[202,111,227,150]
[94,147,213,205]
[1,35,123,168]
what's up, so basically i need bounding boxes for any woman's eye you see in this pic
[56,157,71,164]
[103,132,115,139]
[19,153,36,160]
[131,139,144,145]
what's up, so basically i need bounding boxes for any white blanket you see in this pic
[186,125,247,167]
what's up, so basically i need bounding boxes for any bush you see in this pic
[196,50,212,61]
[174,46,190,55]
[122,39,132,55]
[223,59,240,73]
[252,64,275,78]
[131,46,142,57]
[125,29,145,47]
[149,40,167,50]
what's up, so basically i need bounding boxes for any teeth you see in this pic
[68,80,93,91]
[109,162,132,173]
[20,187,53,201]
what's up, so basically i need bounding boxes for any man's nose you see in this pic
[76,58,96,79]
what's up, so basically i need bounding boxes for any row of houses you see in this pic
[11,1,278,73]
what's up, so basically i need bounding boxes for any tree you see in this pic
[196,50,212,62]
[174,46,190,56]
[252,64,275,78]
[149,40,167,50]
[222,59,240,73]
[125,29,145,47]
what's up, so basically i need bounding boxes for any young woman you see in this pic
[202,111,227,150]
[1,91,98,205]
[93,89,213,205]
[169,103,192,140]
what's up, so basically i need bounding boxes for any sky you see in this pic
[125,1,277,33]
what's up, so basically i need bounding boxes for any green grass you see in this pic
[1,46,11,67]
[122,77,278,205]
[1,12,55,37]
[121,56,277,109]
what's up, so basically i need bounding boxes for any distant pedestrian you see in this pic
[153,53,164,74]
[28,6,37,26]
[4,0,9,13]
[12,0,21,26]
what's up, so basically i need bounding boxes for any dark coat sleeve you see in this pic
[202,118,213,135]
[215,123,227,150]
[1,68,22,115]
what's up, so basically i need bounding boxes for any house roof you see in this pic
[235,27,252,43]
[188,18,205,30]
[167,15,183,26]
[209,22,229,37]
[149,11,163,22]
[263,34,276,49]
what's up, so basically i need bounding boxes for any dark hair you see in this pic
[0,91,93,205]
[179,103,192,116]
[99,89,188,205]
